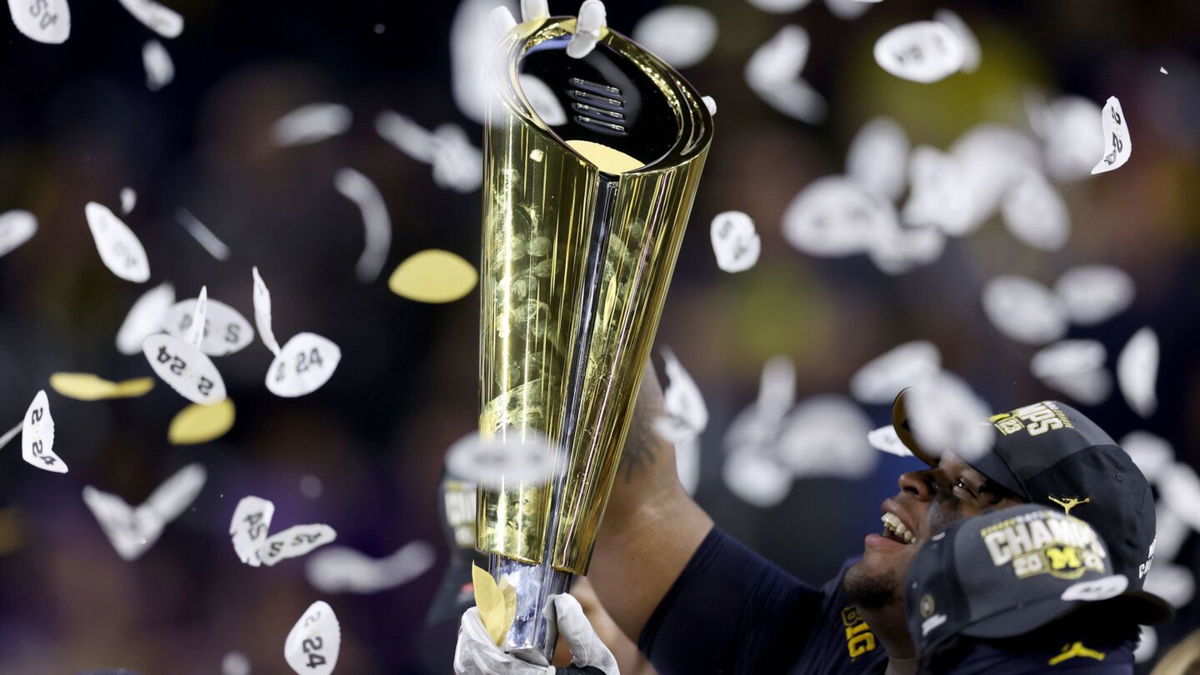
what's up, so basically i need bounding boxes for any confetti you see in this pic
[746,0,813,12]
[143,288,228,404]
[901,145,973,235]
[1030,340,1111,406]
[450,0,516,124]
[83,463,206,561]
[333,168,391,283]
[519,0,548,22]
[375,111,436,163]
[1134,626,1157,664]
[710,211,761,273]
[284,601,340,675]
[387,249,478,303]
[251,266,281,355]
[933,9,979,73]
[1001,170,1069,251]
[868,424,912,457]
[7,0,70,43]
[1054,265,1135,326]
[1026,95,1102,182]
[902,371,994,462]
[271,103,352,147]
[168,398,235,445]
[444,431,555,490]
[1144,562,1196,609]
[846,117,910,203]
[0,210,37,258]
[517,75,567,126]
[566,0,606,59]
[162,296,254,357]
[267,333,342,398]
[776,395,876,479]
[85,202,150,283]
[175,208,231,261]
[229,495,336,567]
[0,422,18,451]
[703,95,717,115]
[938,125,1041,236]
[745,25,826,123]
[259,524,338,567]
[472,563,515,646]
[120,187,137,215]
[1159,462,1200,533]
[49,373,154,400]
[21,390,63,472]
[1091,96,1131,175]
[1116,327,1158,418]
[1160,66,1168,75]
[304,540,436,594]
[631,6,717,69]
[868,223,945,275]
[757,356,796,427]
[490,6,517,32]
[783,176,900,257]
[221,652,250,675]
[850,340,940,405]
[873,21,964,83]
[116,282,174,355]
[675,435,700,495]
[722,448,792,508]
[430,124,484,193]
[824,0,872,18]
[142,39,173,90]
[655,348,708,443]
[1156,503,1190,562]
[1119,431,1174,485]
[117,0,182,38]
[981,275,1068,345]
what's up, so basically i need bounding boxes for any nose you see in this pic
[898,469,935,501]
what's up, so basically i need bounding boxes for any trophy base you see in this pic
[489,554,573,666]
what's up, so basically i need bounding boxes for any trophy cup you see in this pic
[476,14,713,664]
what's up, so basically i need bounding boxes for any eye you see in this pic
[953,477,976,498]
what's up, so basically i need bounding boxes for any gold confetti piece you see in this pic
[472,562,515,646]
[168,398,236,445]
[388,250,478,303]
[565,139,644,174]
[49,373,155,401]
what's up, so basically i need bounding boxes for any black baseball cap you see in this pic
[892,392,1166,601]
[906,504,1172,666]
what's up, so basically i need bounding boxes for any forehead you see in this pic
[931,452,986,481]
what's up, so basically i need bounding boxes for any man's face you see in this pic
[843,452,1024,610]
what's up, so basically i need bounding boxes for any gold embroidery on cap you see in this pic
[1048,641,1105,665]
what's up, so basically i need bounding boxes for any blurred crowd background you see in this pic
[1,0,1198,672]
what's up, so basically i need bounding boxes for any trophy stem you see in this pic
[489,555,573,665]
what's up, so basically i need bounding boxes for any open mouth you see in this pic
[880,512,916,545]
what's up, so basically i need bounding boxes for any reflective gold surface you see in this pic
[478,17,712,575]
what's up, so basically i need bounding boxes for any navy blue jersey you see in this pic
[637,526,887,675]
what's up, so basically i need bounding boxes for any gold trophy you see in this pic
[477,14,713,664]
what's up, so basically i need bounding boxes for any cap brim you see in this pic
[891,388,941,467]
[963,590,1175,640]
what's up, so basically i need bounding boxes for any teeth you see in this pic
[880,512,916,544]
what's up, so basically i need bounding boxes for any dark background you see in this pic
[0,0,1198,672]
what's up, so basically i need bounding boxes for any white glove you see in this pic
[453,594,620,675]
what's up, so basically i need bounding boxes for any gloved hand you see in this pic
[454,594,620,675]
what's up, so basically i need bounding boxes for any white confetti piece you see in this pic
[745,25,826,123]
[517,75,567,126]
[519,0,547,22]
[186,286,208,347]
[7,0,69,43]
[384,120,486,193]
[1159,462,1200,533]
[1117,327,1158,418]
[271,103,352,147]
[937,125,1041,236]
[868,424,912,457]
[631,6,717,69]
[1144,562,1195,609]
[120,187,137,214]
[444,431,555,490]
[903,371,994,462]
[873,21,964,83]
[675,435,700,495]
[1054,265,1134,327]
[567,0,605,59]
[0,210,37,258]
[451,0,517,124]
[850,340,941,404]
[776,395,876,479]
[251,266,281,356]
[259,524,338,567]
[722,448,792,508]
[746,0,812,12]
[933,9,979,73]
[375,110,436,163]
[304,540,436,594]
[116,282,174,355]
[1156,503,1190,562]
[21,390,63,472]
[142,39,173,90]
[710,211,761,273]
[1119,431,1174,485]
[491,6,517,32]
[783,176,900,257]
[334,168,391,283]
[1030,340,1111,406]
[1091,96,1131,175]
[1001,171,1069,251]
[655,348,708,443]
[284,601,340,675]
[1134,626,1157,664]
[85,202,150,283]
[117,0,182,38]
[824,0,871,20]
[868,223,945,275]
[142,332,227,404]
[981,275,1068,345]
[221,651,251,675]
[175,208,231,261]
[83,463,205,561]
[1160,66,1168,75]
[757,356,796,427]
[267,333,341,398]
[901,145,974,235]
[229,496,275,566]
[0,422,19,451]
[162,296,254,357]
[846,116,910,202]
[1027,95,1102,182]
[703,95,717,115]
